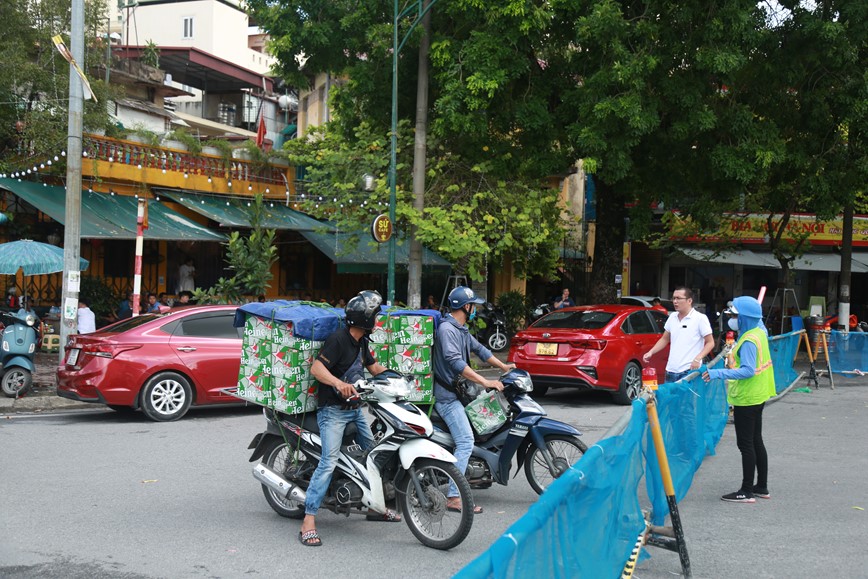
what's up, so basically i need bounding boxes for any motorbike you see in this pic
[247,370,475,551]
[471,302,509,352]
[529,303,552,325]
[0,310,39,398]
[427,369,587,495]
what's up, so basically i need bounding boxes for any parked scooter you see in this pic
[0,310,39,398]
[427,369,587,494]
[247,370,474,550]
[472,302,510,352]
[529,303,552,325]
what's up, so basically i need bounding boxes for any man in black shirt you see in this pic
[299,290,398,547]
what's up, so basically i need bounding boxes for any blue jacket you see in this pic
[432,314,493,404]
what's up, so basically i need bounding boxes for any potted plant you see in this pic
[127,125,161,146]
[202,138,232,159]
[165,129,202,154]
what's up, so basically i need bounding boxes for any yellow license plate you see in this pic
[535,342,558,356]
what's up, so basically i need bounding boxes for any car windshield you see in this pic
[97,314,161,333]
[533,310,615,330]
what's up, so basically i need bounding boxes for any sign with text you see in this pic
[371,214,393,243]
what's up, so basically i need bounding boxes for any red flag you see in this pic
[255,109,267,148]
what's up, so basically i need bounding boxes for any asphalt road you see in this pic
[1,376,866,578]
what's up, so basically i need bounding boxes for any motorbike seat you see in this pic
[282,409,359,442]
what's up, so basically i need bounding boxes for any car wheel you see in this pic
[614,361,642,405]
[487,329,509,352]
[1,368,32,398]
[140,372,193,421]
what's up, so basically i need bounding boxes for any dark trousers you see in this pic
[732,403,768,491]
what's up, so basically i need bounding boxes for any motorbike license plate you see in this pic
[535,342,558,356]
[67,348,80,366]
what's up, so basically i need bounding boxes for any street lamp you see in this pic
[387,0,438,305]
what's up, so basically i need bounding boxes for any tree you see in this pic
[0,0,119,168]
[193,194,278,304]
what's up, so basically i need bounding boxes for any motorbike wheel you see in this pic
[260,436,308,519]
[398,459,473,550]
[487,329,509,352]
[1,367,32,398]
[140,372,192,421]
[524,434,588,495]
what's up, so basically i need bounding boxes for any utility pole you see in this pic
[839,202,853,332]
[60,0,85,362]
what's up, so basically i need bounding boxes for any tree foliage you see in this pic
[250,0,867,300]
[193,194,278,304]
[0,0,119,168]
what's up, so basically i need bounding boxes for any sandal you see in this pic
[298,529,322,547]
[366,509,402,522]
[446,503,483,514]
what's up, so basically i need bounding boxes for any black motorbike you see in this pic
[471,302,509,352]
[529,303,552,325]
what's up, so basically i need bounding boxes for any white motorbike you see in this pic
[248,370,474,550]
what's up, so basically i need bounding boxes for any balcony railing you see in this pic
[82,134,288,186]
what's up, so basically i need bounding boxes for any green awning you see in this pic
[301,230,451,274]
[0,178,225,241]
[156,189,332,232]
[2,178,130,238]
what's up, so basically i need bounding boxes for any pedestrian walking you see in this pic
[703,296,776,503]
[643,286,714,382]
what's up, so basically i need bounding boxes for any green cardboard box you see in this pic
[386,343,433,374]
[389,314,435,345]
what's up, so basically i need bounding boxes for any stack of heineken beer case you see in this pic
[370,311,436,404]
[236,308,326,415]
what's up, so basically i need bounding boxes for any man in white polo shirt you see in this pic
[643,286,714,383]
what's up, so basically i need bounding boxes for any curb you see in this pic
[0,387,96,415]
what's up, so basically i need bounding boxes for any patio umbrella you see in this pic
[0,240,89,275]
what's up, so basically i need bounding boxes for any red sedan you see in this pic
[57,305,242,421]
[507,304,669,404]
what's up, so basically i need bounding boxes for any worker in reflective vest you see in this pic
[703,295,776,504]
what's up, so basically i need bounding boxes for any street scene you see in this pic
[1,359,866,578]
[2,0,867,577]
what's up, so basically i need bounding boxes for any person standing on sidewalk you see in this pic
[643,287,714,382]
[702,296,776,503]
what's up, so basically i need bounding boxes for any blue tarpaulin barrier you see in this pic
[827,330,868,375]
[458,331,802,578]
[234,300,344,340]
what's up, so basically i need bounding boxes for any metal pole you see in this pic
[59,0,85,363]
[647,397,691,578]
[387,0,399,305]
[132,199,146,317]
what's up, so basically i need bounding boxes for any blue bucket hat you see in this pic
[727,296,763,319]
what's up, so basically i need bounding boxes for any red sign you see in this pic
[371,214,393,243]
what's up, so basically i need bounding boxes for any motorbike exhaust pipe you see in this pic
[252,463,307,503]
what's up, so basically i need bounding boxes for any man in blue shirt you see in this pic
[433,286,514,514]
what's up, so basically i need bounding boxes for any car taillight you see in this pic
[81,343,142,359]
[512,338,528,348]
[569,339,606,350]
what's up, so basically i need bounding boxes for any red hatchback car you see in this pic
[507,304,670,404]
[57,305,243,421]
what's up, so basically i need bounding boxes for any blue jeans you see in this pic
[304,405,375,516]
[666,370,691,383]
[435,398,474,498]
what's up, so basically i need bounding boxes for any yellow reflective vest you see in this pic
[728,328,776,406]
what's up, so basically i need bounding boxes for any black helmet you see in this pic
[345,290,382,330]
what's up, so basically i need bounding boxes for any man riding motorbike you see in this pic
[298,290,400,547]
[433,286,514,514]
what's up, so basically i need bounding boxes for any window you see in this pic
[182,16,194,39]
[177,314,239,339]
[623,312,656,335]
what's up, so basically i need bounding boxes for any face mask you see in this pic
[728,318,739,331]
[468,306,477,322]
